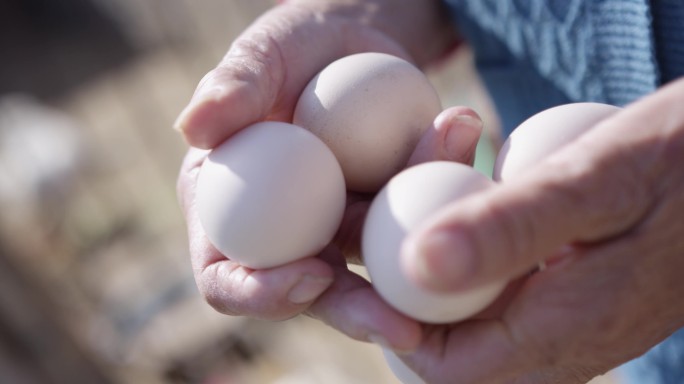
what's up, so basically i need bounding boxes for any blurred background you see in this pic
[0,1,497,383]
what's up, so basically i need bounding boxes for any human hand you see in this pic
[397,78,684,383]
[178,107,483,349]
[176,0,467,351]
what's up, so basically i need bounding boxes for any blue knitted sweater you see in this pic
[444,0,684,135]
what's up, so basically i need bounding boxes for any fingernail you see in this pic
[444,114,482,160]
[287,275,333,304]
[173,86,225,132]
[403,229,475,291]
[173,107,191,132]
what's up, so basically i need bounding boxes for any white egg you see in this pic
[493,102,621,181]
[293,52,442,193]
[196,122,346,269]
[363,161,505,323]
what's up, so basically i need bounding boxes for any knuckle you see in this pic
[197,263,303,321]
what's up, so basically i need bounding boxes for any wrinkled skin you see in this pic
[176,1,684,383]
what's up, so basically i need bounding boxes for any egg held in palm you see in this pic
[293,52,442,193]
[363,161,506,324]
[196,121,346,269]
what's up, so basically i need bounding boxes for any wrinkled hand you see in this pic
[175,0,467,351]
[397,78,684,383]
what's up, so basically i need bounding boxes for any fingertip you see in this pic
[433,106,482,126]
[176,81,265,149]
[176,57,278,148]
[407,106,483,166]
[174,87,226,149]
[436,107,483,165]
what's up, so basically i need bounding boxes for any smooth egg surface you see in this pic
[293,52,442,193]
[196,122,346,269]
[363,161,505,323]
[493,102,621,181]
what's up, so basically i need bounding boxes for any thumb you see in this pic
[173,25,285,149]
[400,118,653,292]
[173,5,340,149]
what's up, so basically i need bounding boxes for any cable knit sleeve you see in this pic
[443,0,660,134]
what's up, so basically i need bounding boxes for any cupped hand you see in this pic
[178,106,483,351]
[398,78,684,383]
[176,0,465,352]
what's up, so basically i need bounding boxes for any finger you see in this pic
[401,104,658,292]
[407,106,483,167]
[174,5,409,149]
[307,246,423,353]
[178,149,334,320]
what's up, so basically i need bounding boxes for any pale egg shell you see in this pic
[196,121,346,269]
[363,161,506,323]
[493,102,621,181]
[293,52,442,193]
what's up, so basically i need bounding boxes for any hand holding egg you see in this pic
[195,52,444,270]
[180,47,485,340]
[173,0,473,340]
[193,52,501,329]
[193,52,516,337]
[387,103,644,383]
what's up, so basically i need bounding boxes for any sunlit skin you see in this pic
[176,1,684,383]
